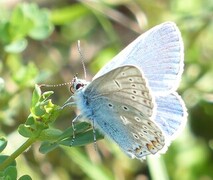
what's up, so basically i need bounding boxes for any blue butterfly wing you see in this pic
[86,97,165,159]
[93,22,184,95]
[75,66,165,159]
[155,92,187,141]
[92,22,187,143]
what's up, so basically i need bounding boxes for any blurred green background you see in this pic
[0,0,213,179]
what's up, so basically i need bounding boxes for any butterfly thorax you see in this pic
[71,76,95,121]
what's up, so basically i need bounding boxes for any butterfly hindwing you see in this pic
[154,92,187,141]
[89,98,165,159]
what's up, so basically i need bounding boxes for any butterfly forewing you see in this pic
[93,22,184,94]
[75,66,165,159]
[85,66,154,117]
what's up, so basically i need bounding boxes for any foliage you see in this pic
[0,0,213,179]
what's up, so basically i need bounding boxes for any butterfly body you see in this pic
[68,22,187,160]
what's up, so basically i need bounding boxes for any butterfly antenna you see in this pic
[39,82,72,88]
[77,40,87,79]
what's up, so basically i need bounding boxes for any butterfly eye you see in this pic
[70,82,83,93]
[76,83,83,90]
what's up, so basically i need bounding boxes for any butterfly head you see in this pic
[70,75,89,93]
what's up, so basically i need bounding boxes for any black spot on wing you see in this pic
[114,80,121,88]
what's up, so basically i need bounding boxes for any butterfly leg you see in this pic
[60,95,76,109]
[92,118,98,151]
[70,114,83,146]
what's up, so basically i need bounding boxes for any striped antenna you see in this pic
[77,40,87,79]
[39,82,72,88]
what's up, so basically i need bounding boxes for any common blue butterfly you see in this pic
[64,22,187,160]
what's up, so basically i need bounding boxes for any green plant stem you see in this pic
[0,137,37,171]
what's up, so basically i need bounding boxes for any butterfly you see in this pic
[64,22,187,160]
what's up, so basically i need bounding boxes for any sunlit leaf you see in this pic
[4,39,27,53]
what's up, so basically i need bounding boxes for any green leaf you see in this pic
[3,166,17,180]
[57,122,103,147]
[19,175,32,180]
[9,3,53,40]
[0,155,16,167]
[0,21,10,44]
[51,4,90,25]
[28,10,53,40]
[19,85,61,139]
[39,122,104,154]
[0,155,16,178]
[39,125,76,154]
[57,122,91,141]
[38,128,62,141]
[41,101,61,124]
[0,137,7,153]
[18,124,35,138]
[42,91,54,101]
[39,142,59,154]
[4,39,27,53]
[31,84,41,108]
[9,4,34,40]
[12,62,39,87]
[31,103,46,117]
[59,129,103,147]
[30,85,60,122]
[25,114,36,126]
